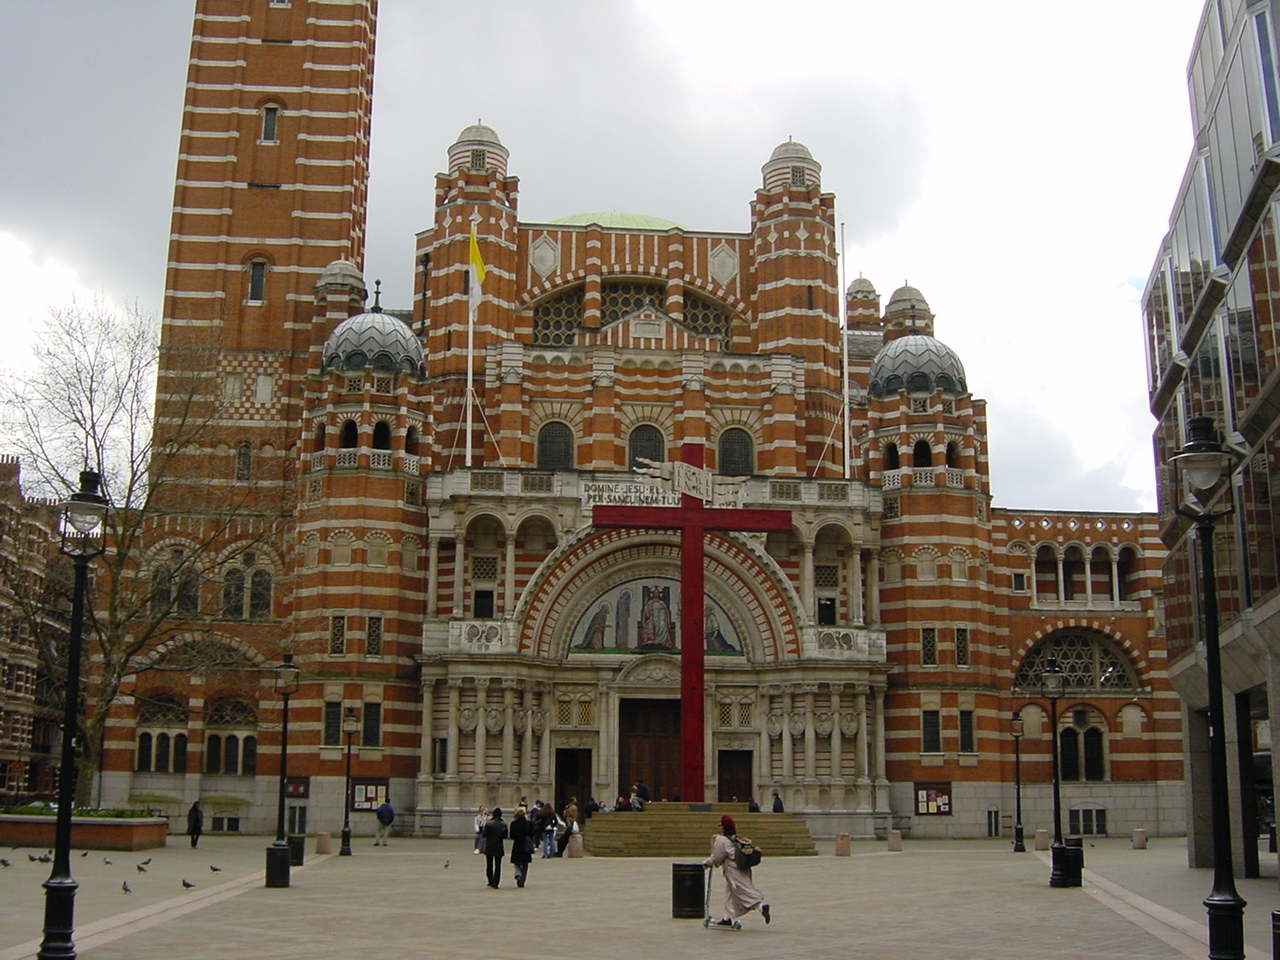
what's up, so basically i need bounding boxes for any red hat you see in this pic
[720,814,736,830]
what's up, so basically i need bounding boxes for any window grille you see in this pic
[522,473,553,493]
[818,483,847,502]
[628,425,665,467]
[1013,631,1139,691]
[941,400,954,414]
[601,280,665,323]
[738,702,752,726]
[770,481,802,501]
[683,292,731,340]
[469,148,486,170]
[404,481,421,505]
[471,472,504,491]
[911,398,929,413]
[345,377,363,393]
[719,702,734,727]
[472,556,499,581]
[883,497,900,520]
[577,700,593,725]
[556,700,572,725]
[308,478,322,502]
[921,627,938,665]
[790,165,806,186]
[955,627,969,666]
[532,287,584,345]
[718,429,753,476]
[537,422,574,470]
[815,565,839,589]
[367,616,383,656]
[330,615,347,655]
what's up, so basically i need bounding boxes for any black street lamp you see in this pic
[264,653,300,888]
[1171,415,1246,960]
[339,707,359,856]
[1042,657,1067,888]
[39,470,109,960]
[1011,710,1025,853]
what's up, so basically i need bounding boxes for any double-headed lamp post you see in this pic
[39,470,109,960]
[1011,710,1025,853]
[339,707,359,856]
[1171,415,1246,960]
[264,653,300,888]
[1042,657,1067,888]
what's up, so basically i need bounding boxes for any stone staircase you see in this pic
[580,802,818,858]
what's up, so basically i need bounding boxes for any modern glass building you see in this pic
[1143,0,1280,873]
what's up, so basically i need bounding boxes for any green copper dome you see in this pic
[550,211,683,230]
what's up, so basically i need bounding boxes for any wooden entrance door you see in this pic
[618,699,681,802]
[555,747,592,817]
[717,750,753,803]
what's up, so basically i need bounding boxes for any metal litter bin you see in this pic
[288,834,305,866]
[672,863,704,918]
[1062,836,1084,887]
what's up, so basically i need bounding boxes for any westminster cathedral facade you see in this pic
[91,0,1185,841]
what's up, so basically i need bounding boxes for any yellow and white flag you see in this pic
[468,228,486,312]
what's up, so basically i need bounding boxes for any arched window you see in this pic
[912,440,932,467]
[205,698,258,776]
[222,553,272,620]
[248,260,268,302]
[260,103,280,142]
[1035,545,1059,601]
[718,428,754,476]
[945,442,960,469]
[885,443,900,470]
[405,426,420,456]
[1012,630,1140,693]
[628,425,665,467]
[372,421,392,450]
[340,420,359,448]
[313,421,327,453]
[537,422,574,470]
[136,694,188,773]
[235,443,252,481]
[1059,710,1107,782]
[1062,545,1085,600]
[151,548,199,618]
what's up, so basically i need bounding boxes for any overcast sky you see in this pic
[0,0,1207,512]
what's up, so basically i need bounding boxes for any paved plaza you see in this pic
[0,832,1276,959]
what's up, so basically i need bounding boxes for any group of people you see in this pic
[474,797,582,888]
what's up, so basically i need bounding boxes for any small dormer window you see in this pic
[470,148,487,171]
[790,166,807,187]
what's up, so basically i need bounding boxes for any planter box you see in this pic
[0,814,169,851]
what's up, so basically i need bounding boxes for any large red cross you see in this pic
[592,443,791,802]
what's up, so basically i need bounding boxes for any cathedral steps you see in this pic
[580,802,818,858]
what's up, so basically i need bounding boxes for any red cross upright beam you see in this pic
[592,444,791,802]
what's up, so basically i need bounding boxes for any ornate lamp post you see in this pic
[39,470,109,960]
[1171,415,1246,960]
[1042,657,1067,887]
[339,707,359,856]
[1011,710,1025,853]
[264,653,300,888]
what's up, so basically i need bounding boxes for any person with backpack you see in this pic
[702,814,770,927]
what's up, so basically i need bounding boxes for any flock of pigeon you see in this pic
[2,848,221,894]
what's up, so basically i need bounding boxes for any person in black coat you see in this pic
[480,807,508,888]
[508,806,535,887]
[186,801,203,849]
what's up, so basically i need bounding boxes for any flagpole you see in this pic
[465,213,481,468]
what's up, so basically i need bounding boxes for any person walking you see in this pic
[374,799,395,845]
[508,806,535,887]
[186,801,203,849]
[557,797,579,857]
[540,803,559,858]
[480,807,508,888]
[702,814,770,927]
[473,805,488,854]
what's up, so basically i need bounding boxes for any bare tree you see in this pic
[0,300,294,805]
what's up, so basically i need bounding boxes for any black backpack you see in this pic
[733,836,762,868]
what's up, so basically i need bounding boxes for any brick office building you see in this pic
[96,0,1184,840]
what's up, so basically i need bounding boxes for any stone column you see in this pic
[474,678,489,780]
[803,688,817,779]
[501,681,516,779]
[867,554,880,624]
[855,688,869,780]
[521,687,534,782]
[759,692,774,790]
[539,692,552,790]
[1055,554,1065,602]
[420,676,435,773]
[452,536,466,617]
[427,535,441,617]
[780,688,794,781]
[503,533,517,616]
[801,541,816,623]
[873,687,890,811]
[446,679,461,778]
[1111,556,1121,601]
[850,551,864,624]
[829,684,843,780]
